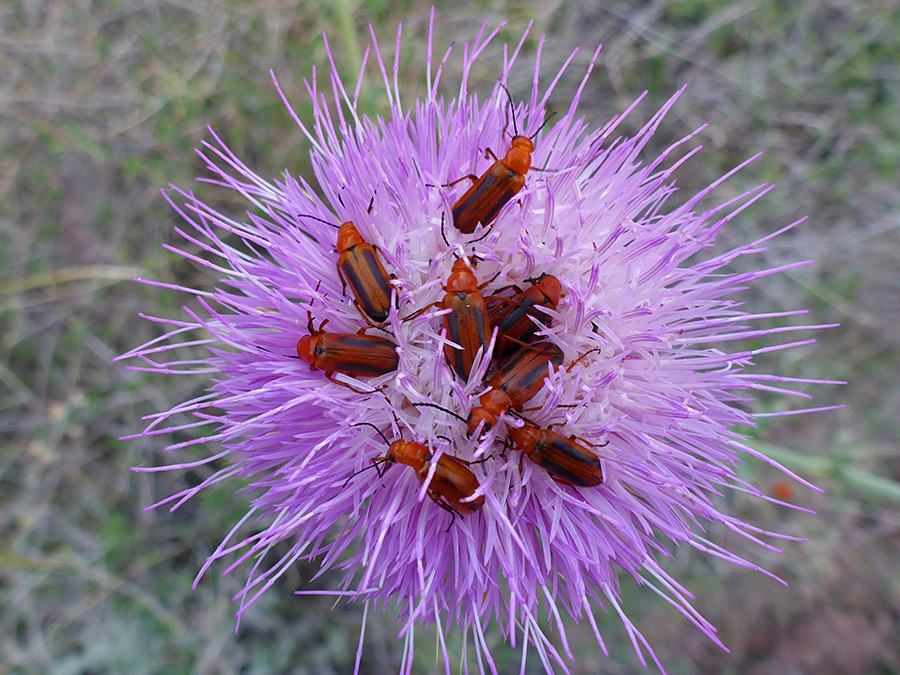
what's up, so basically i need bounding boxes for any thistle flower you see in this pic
[122,14,840,674]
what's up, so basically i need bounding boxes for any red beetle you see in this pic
[296,314,398,379]
[450,135,535,234]
[487,274,563,357]
[333,221,395,325]
[440,258,492,381]
[507,420,604,487]
[347,423,485,517]
[449,87,553,234]
[379,438,485,516]
[466,341,564,436]
[300,212,395,325]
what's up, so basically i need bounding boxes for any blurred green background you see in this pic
[2,0,898,673]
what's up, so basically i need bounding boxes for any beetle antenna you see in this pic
[342,456,389,487]
[465,224,494,245]
[440,212,450,247]
[568,347,603,371]
[350,422,391,447]
[498,82,518,137]
[528,112,557,141]
[298,213,339,229]
[410,402,467,423]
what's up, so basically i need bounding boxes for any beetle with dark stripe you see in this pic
[346,423,485,518]
[440,258,492,381]
[449,86,554,235]
[466,341,564,437]
[450,135,534,234]
[507,420,604,487]
[487,274,563,357]
[298,213,395,325]
[296,315,398,379]
[334,221,395,324]
[382,440,485,516]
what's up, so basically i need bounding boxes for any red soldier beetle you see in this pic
[296,313,398,381]
[413,341,564,438]
[506,419,604,488]
[466,341,564,436]
[487,273,563,357]
[300,212,395,325]
[449,86,554,234]
[439,258,493,381]
[347,422,485,518]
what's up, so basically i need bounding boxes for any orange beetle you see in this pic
[450,135,535,234]
[379,438,485,516]
[333,221,395,324]
[487,274,563,357]
[296,314,398,379]
[300,212,395,325]
[449,86,553,234]
[440,258,492,381]
[466,342,564,437]
[347,423,485,517]
[507,420,604,487]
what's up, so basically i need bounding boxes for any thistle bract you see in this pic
[122,14,838,673]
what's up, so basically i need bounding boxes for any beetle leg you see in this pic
[440,211,450,247]
[568,433,609,449]
[549,474,579,488]
[478,268,504,289]
[466,223,495,244]
[351,299,389,331]
[424,487,458,529]
[484,147,499,162]
[399,300,441,322]
[325,371,378,394]
[436,499,458,532]
[336,262,349,298]
[444,174,479,189]
[491,284,525,297]
[568,347,603,371]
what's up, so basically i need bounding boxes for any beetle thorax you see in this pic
[445,259,478,293]
[537,275,563,306]
[336,222,364,253]
[296,335,315,363]
[503,136,534,176]
[508,424,540,454]
[391,439,428,470]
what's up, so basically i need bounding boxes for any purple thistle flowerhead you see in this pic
[122,12,840,674]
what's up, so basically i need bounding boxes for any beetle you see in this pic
[449,87,553,234]
[487,274,563,357]
[440,258,493,381]
[334,221,395,324]
[348,423,485,517]
[466,341,564,436]
[299,213,395,325]
[450,135,535,234]
[296,313,398,380]
[506,420,604,488]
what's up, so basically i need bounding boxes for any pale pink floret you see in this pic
[121,9,840,674]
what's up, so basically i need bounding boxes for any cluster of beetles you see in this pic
[295,103,605,521]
